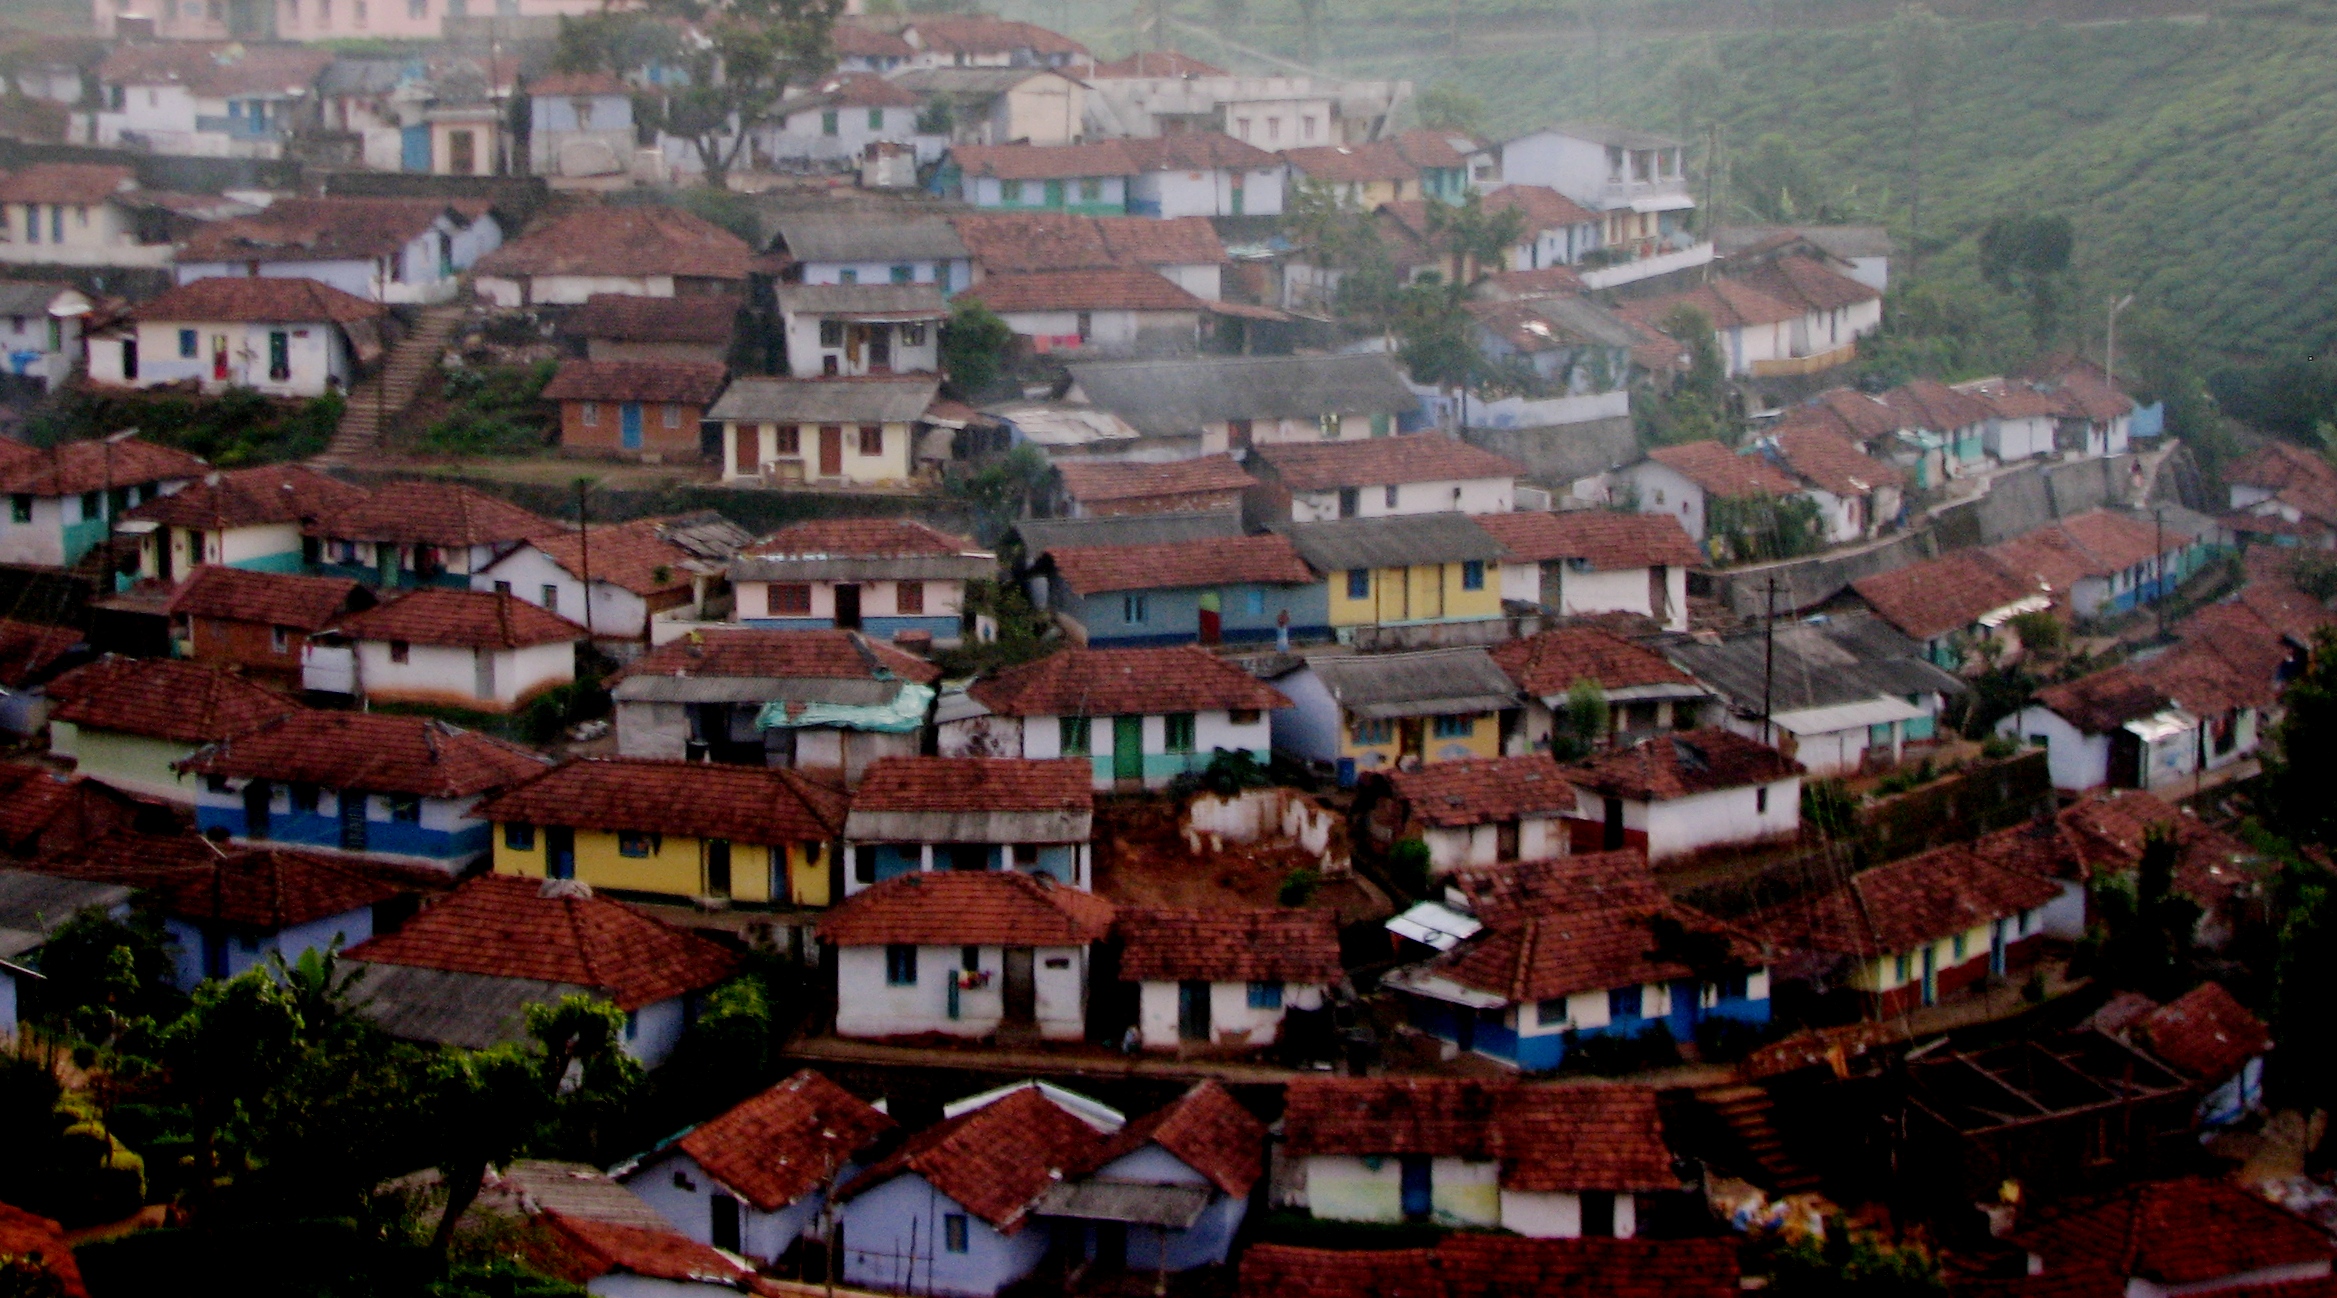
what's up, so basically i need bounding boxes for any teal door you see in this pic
[1112,716,1144,782]
[400,125,431,172]
[620,403,643,449]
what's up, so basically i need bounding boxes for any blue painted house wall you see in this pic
[740,613,965,641]
[853,842,1078,889]
[1062,1144,1247,1271]
[841,1172,1049,1298]
[165,905,374,991]
[1061,581,1329,649]
[193,790,491,868]
[1405,979,1771,1073]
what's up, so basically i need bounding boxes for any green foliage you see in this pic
[1386,838,1431,900]
[1549,678,1607,761]
[1978,213,2076,347]
[2271,861,2337,1111]
[2007,609,2065,656]
[27,907,186,1043]
[1704,492,1824,565]
[1732,133,1875,225]
[944,442,1050,540]
[1635,305,1733,447]
[425,361,558,456]
[2262,627,2337,846]
[22,388,341,466]
[515,678,611,745]
[627,0,846,189]
[1764,1217,1945,1298]
[1414,84,1486,134]
[1558,1025,1679,1075]
[1958,665,2037,737]
[1198,748,1273,797]
[2081,829,2203,1000]
[933,576,1055,678]
[1278,867,1324,906]
[939,298,1015,400]
[1801,778,1858,839]
[1979,732,2018,761]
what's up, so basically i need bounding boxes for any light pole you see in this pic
[2105,293,2135,389]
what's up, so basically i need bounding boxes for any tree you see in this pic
[947,443,1051,541]
[939,298,1014,400]
[27,907,184,1044]
[631,0,846,191]
[2088,827,2200,1001]
[1550,679,1607,760]
[1635,305,1733,446]
[2263,627,2337,847]
[1978,214,2076,349]
[1415,85,1486,135]
[160,971,304,1207]
[1879,4,1957,275]
[1422,191,1526,283]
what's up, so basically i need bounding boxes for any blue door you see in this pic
[401,125,431,172]
[1399,1156,1432,1222]
[621,402,643,449]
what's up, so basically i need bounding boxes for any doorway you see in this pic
[710,1195,740,1252]
[620,402,643,450]
[946,843,990,872]
[1178,980,1211,1043]
[211,335,229,382]
[833,584,862,630]
[242,780,271,838]
[818,425,844,476]
[1113,716,1144,783]
[1197,590,1221,645]
[1227,418,1252,450]
[705,839,732,897]
[546,826,576,880]
[1399,1156,1432,1222]
[868,326,892,372]
[448,128,476,175]
[1602,796,1625,851]
[1398,718,1424,764]
[474,649,496,702]
[1002,948,1036,1025]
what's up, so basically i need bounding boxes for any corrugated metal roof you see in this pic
[1662,612,1963,715]
[707,377,937,424]
[1277,512,1506,571]
[1015,510,1244,555]
[772,212,969,263]
[345,962,596,1050]
[1305,647,1518,718]
[1065,353,1416,438]
[1034,1180,1212,1227]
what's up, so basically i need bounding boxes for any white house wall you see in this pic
[834,943,1087,1041]
[1285,475,1513,522]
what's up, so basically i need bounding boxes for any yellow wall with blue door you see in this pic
[1339,709,1502,768]
[493,823,831,906]
[1326,562,1502,629]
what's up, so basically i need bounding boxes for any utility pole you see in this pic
[1761,576,1777,747]
[574,477,595,641]
[2154,505,2166,640]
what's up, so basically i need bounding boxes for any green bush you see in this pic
[1387,839,1432,900]
[423,361,558,456]
[1278,867,1323,906]
[515,678,611,745]
[22,388,341,466]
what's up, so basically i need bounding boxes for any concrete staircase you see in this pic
[316,302,467,464]
[1695,1083,1822,1194]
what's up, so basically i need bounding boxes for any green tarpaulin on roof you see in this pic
[754,682,934,734]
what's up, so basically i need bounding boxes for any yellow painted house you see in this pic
[477,757,849,907]
[708,376,937,487]
[1283,513,1509,635]
[1272,646,1517,778]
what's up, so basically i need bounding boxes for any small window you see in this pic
[1461,560,1485,591]
[1384,484,1400,508]
[819,319,844,347]
[542,585,559,613]
[1229,708,1261,726]
[853,845,876,884]
[1893,953,1910,983]
[663,404,681,429]
[1078,178,1103,201]
[79,490,99,521]
[820,109,839,136]
[389,795,421,823]
[942,1213,969,1253]
[289,784,318,813]
[1352,718,1393,746]
[1952,933,1968,961]
[858,425,883,456]
[1248,981,1283,1010]
[885,943,918,985]
[838,269,858,285]
[619,831,652,857]
[505,822,535,851]
[768,583,813,616]
[270,625,291,653]
[1432,714,1474,739]
[1345,569,1369,600]
[493,581,511,595]
[1060,716,1091,756]
[900,322,926,346]
[5,495,24,525]
[388,640,410,664]
[1000,179,1024,203]
[890,264,913,285]
[178,327,197,358]
[1318,412,1340,438]
[1122,593,1148,624]
[896,581,924,614]
[1165,713,1196,753]
[1245,588,1266,616]
[868,108,885,129]
[624,1010,638,1040]
[962,944,981,971]
[773,425,801,455]
[1756,786,1769,814]
[1609,986,1643,1020]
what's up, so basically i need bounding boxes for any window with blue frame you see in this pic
[1952,933,1967,960]
[1346,569,1370,599]
[820,109,838,136]
[505,822,535,851]
[1608,986,1643,1020]
[1432,714,1475,739]
[1351,718,1393,746]
[1461,560,1485,591]
[619,831,653,857]
[885,944,918,985]
[1893,953,1910,983]
[1248,981,1283,1009]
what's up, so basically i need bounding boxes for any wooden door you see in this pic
[833,583,862,630]
[868,326,891,372]
[1002,947,1036,1024]
[818,425,843,476]
[448,129,476,174]
[1178,980,1211,1041]
[705,839,731,897]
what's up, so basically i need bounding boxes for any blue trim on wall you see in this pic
[230,551,308,575]
[738,615,963,639]
[196,805,488,862]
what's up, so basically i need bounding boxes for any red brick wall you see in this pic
[187,615,304,689]
[557,399,709,460]
[1083,488,1248,517]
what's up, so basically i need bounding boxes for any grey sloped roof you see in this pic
[774,282,948,319]
[1036,1180,1213,1227]
[479,1161,676,1230]
[1490,294,1640,350]
[893,66,1071,96]
[773,212,969,263]
[1661,611,1965,715]
[652,511,755,562]
[1304,648,1519,718]
[317,58,413,95]
[1014,510,1245,555]
[344,962,597,1051]
[0,868,131,961]
[0,282,74,316]
[1064,353,1416,438]
[707,377,938,424]
[1533,122,1683,150]
[1276,512,1506,571]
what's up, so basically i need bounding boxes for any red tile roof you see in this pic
[1055,454,1255,503]
[476,205,752,282]
[1445,850,1670,922]
[852,755,1091,813]
[1120,132,1280,172]
[674,1069,896,1212]
[330,588,586,649]
[1115,906,1342,982]
[1435,891,1755,1004]
[902,14,1089,57]
[1884,378,1994,432]
[1770,426,1904,496]
[1728,255,1880,313]
[0,162,134,205]
[1387,754,1576,827]
[513,517,699,598]
[969,645,1288,717]
[840,1085,1103,1231]
[0,436,207,496]
[166,566,369,631]
[1479,265,1587,298]
[2046,370,2137,424]
[831,21,915,57]
[1853,551,2045,641]
[1490,626,1699,700]
[1568,728,1802,802]
[308,478,562,547]
[131,275,386,326]
[1435,1236,1741,1298]
[1789,387,1908,442]
[564,293,739,346]
[0,618,82,688]
[1079,1080,1262,1197]
[2056,790,2268,916]
[2136,981,2270,1082]
[1643,440,1801,499]
[746,517,976,559]
[818,870,1115,948]
[1481,183,1599,229]
[174,197,472,265]
[41,830,437,929]
[540,359,728,405]
[1472,509,1702,571]
[179,711,550,798]
[47,656,298,744]
[2012,1178,2332,1286]
[477,758,845,845]
[1749,840,2063,957]
[533,1210,758,1286]
[615,628,938,686]
[1282,140,1419,185]
[2028,663,2169,734]
[961,268,1207,314]
[1239,1245,1442,1298]
[794,70,923,109]
[127,463,368,530]
[1255,433,1521,491]
[2227,441,2337,495]
[1625,277,1802,331]
[345,874,737,1009]
[1044,532,1316,595]
[0,1202,87,1298]
[1282,1079,1677,1192]
[96,42,334,99]
[950,212,1228,274]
